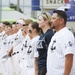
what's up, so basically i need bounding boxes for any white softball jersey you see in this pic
[26,35,39,75]
[47,27,75,75]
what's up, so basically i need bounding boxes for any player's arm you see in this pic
[34,57,38,75]
[64,54,73,75]
[7,46,13,56]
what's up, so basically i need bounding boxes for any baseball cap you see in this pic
[16,19,25,25]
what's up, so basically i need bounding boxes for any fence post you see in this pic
[0,0,2,22]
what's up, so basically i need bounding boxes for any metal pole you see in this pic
[41,0,43,13]
[9,0,10,5]
[23,0,25,13]
[17,0,20,11]
[39,0,43,13]
[0,0,2,22]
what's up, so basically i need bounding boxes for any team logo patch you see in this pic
[68,41,73,47]
[51,40,56,53]
[15,35,18,40]
[23,40,27,47]
[36,40,43,49]
[65,41,73,48]
[27,45,32,54]
[3,40,7,45]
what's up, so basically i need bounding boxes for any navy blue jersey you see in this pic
[37,29,54,69]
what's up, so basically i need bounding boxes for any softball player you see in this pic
[47,10,75,75]
[25,22,42,75]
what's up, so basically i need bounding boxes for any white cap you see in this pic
[16,19,25,25]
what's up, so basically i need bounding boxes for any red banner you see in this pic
[64,0,69,3]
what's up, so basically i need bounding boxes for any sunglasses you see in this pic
[16,23,28,26]
[16,23,19,24]
[28,29,32,33]
[23,24,28,26]
[43,12,48,19]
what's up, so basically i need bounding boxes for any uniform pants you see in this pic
[38,67,47,75]
[27,67,34,75]
[20,59,27,75]
[11,54,21,75]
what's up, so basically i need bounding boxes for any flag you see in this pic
[31,0,41,11]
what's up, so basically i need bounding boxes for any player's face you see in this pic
[1,24,6,31]
[12,24,17,29]
[16,23,22,30]
[0,25,2,33]
[22,23,28,33]
[28,24,33,39]
[5,26,12,34]
[51,13,61,28]
[12,24,18,33]
[38,16,46,29]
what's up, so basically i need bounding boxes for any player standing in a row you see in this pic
[47,10,75,75]
[35,12,54,75]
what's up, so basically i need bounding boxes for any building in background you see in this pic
[1,0,75,31]
[43,0,75,32]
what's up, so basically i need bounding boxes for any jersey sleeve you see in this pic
[33,36,39,58]
[34,49,39,57]
[60,34,75,56]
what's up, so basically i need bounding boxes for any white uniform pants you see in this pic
[27,67,34,75]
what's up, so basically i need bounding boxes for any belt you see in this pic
[12,51,19,56]
[27,66,33,68]
[27,65,34,68]
[23,58,25,60]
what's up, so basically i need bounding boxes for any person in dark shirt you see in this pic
[34,12,54,75]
